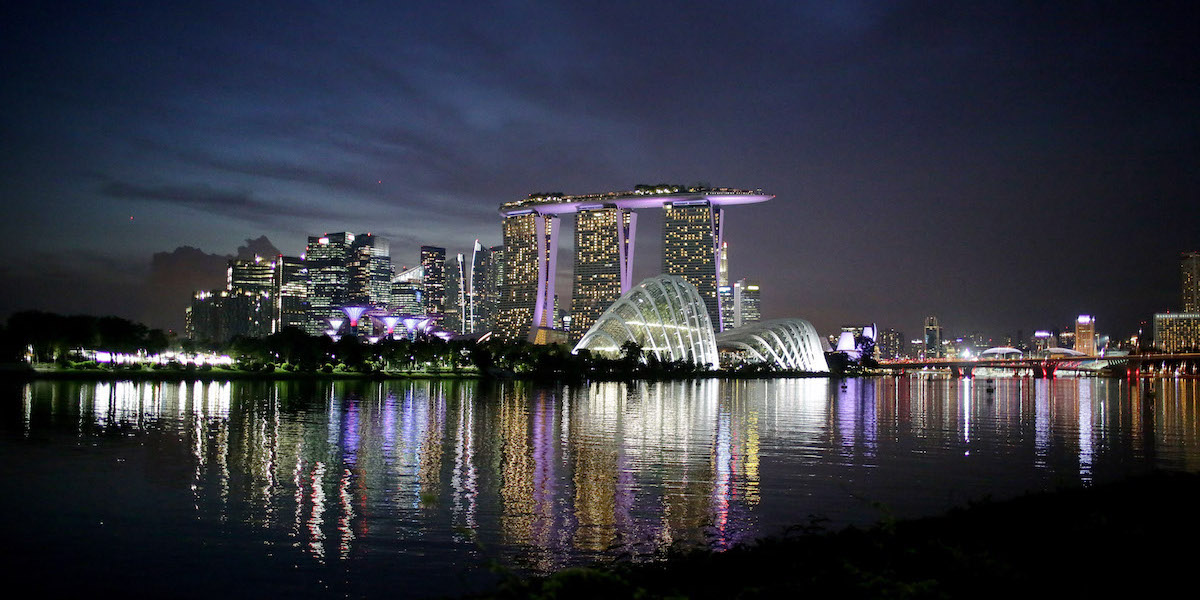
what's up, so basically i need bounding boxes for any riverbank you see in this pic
[473,470,1200,599]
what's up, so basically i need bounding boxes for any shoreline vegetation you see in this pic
[471,471,1200,599]
[0,310,852,382]
[0,362,840,382]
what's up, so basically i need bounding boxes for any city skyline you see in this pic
[2,2,1197,339]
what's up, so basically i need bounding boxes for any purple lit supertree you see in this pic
[342,306,369,328]
[401,317,419,334]
[381,316,401,338]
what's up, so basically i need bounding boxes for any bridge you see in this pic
[877,353,1200,378]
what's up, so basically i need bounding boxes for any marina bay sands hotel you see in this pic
[496,184,772,343]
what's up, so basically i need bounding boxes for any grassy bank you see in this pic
[475,471,1200,599]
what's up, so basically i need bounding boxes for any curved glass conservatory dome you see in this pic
[573,275,719,368]
[716,318,829,372]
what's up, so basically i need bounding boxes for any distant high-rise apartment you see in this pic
[663,201,724,330]
[421,246,446,324]
[1183,251,1200,313]
[306,232,354,333]
[1075,315,1096,355]
[570,207,636,344]
[348,233,391,307]
[924,316,943,358]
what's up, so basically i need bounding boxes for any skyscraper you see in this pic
[305,232,354,334]
[570,207,636,344]
[734,279,761,327]
[475,245,504,334]
[421,246,446,324]
[275,255,308,332]
[663,201,723,330]
[468,241,499,334]
[1075,315,1096,355]
[718,284,735,331]
[390,265,424,315]
[1183,251,1200,313]
[348,233,391,307]
[877,328,904,359]
[924,316,943,358]
[227,255,276,296]
[497,211,559,342]
[444,253,466,333]
[717,241,734,331]
[496,186,770,343]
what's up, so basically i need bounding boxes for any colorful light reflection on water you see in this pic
[2,376,1199,597]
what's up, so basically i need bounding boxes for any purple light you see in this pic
[342,306,368,327]
[328,317,345,332]
[434,331,453,341]
[499,191,772,216]
[382,316,400,335]
[416,318,432,332]
[402,317,419,332]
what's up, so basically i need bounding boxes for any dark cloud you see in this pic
[98,179,343,224]
[2,1,1198,339]
[235,236,281,260]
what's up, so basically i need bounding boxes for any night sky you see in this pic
[2,1,1197,342]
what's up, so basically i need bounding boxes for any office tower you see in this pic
[1183,252,1200,313]
[1075,315,1096,355]
[497,212,559,342]
[390,265,424,314]
[306,232,354,333]
[227,255,276,295]
[275,255,308,332]
[570,207,636,344]
[663,201,723,330]
[475,245,504,333]
[877,328,904,359]
[421,246,446,324]
[718,284,735,331]
[348,233,391,307]
[717,241,734,330]
[188,289,272,342]
[718,241,729,287]
[230,255,284,334]
[468,241,498,334]
[924,316,943,358]
[444,253,466,333]
[735,279,761,327]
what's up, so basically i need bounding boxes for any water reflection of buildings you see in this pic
[16,375,1200,576]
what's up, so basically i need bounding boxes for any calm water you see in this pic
[2,376,1199,597]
